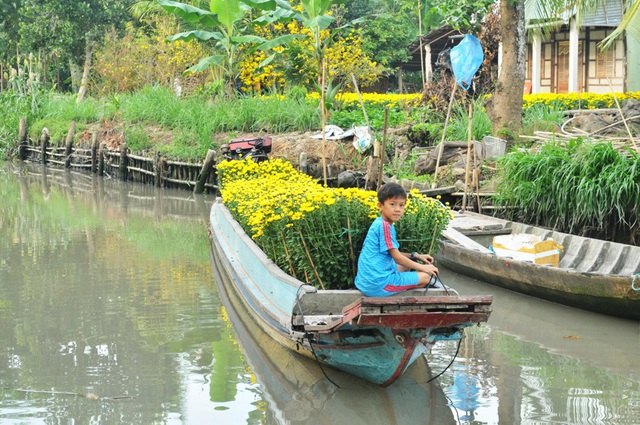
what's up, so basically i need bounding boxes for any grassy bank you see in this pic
[1,85,577,162]
[3,84,640,245]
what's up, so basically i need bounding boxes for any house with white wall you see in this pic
[525,0,640,93]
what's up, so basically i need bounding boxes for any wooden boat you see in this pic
[208,199,493,387]
[436,212,640,321]
[211,241,458,424]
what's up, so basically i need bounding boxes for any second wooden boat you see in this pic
[436,212,640,321]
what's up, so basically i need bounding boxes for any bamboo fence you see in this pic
[16,118,217,194]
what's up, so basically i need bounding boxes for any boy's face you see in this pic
[378,196,406,223]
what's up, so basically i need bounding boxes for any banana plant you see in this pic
[158,0,300,90]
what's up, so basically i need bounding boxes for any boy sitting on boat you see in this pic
[355,183,439,297]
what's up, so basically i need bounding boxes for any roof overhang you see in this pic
[525,0,624,29]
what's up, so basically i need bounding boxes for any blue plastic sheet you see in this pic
[450,34,484,90]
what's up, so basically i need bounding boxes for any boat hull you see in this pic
[212,245,459,424]
[436,215,640,321]
[209,235,432,386]
[209,200,492,386]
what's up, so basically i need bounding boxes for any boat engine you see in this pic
[220,136,272,163]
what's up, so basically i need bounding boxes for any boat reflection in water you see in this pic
[210,251,459,425]
[430,268,640,424]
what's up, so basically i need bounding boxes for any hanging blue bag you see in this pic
[450,34,484,91]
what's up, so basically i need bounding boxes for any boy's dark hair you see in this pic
[377,183,407,203]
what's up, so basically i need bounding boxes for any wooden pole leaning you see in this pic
[64,121,76,168]
[320,59,328,186]
[462,101,473,211]
[377,108,389,190]
[195,149,216,194]
[432,82,457,188]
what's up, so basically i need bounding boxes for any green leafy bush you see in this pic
[493,140,640,243]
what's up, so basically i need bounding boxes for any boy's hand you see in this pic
[422,264,439,277]
[413,253,434,264]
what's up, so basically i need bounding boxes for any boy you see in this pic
[355,183,439,297]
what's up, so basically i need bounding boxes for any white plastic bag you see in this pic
[352,126,373,153]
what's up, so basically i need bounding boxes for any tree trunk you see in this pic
[76,41,94,104]
[486,0,526,142]
[69,59,81,93]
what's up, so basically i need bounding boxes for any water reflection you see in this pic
[211,237,457,424]
[431,270,640,424]
[0,163,258,423]
[1,163,639,425]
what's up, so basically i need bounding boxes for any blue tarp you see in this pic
[450,34,484,90]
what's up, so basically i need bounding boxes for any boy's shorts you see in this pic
[377,271,420,296]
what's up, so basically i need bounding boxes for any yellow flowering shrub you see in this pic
[238,21,383,92]
[217,158,451,289]
[94,20,208,94]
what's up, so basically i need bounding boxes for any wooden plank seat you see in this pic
[339,295,493,330]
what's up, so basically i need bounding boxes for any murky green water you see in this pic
[1,163,639,424]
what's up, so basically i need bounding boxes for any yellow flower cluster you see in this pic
[94,21,208,94]
[523,91,640,109]
[216,158,452,289]
[405,189,454,219]
[218,158,379,239]
[322,30,383,88]
[308,92,422,109]
[237,22,382,91]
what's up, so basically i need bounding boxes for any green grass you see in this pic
[3,85,325,160]
[445,99,493,142]
[522,103,565,134]
[493,140,640,240]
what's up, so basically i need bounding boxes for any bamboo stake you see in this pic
[321,59,328,185]
[609,79,638,153]
[298,229,325,290]
[462,101,473,211]
[351,73,370,129]
[352,72,378,189]
[427,222,439,254]
[431,82,457,188]
[272,242,278,268]
[377,108,389,190]
[281,232,297,278]
[346,217,356,279]
[474,143,482,214]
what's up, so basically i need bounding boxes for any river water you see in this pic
[1,163,638,425]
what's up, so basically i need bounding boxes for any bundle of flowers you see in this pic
[217,158,452,290]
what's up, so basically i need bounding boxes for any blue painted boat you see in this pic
[209,199,493,386]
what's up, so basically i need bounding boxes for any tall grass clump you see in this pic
[116,86,320,158]
[0,91,26,159]
[493,140,640,243]
[445,98,492,141]
[30,94,110,143]
[522,103,564,134]
[0,75,49,159]
[217,158,452,289]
